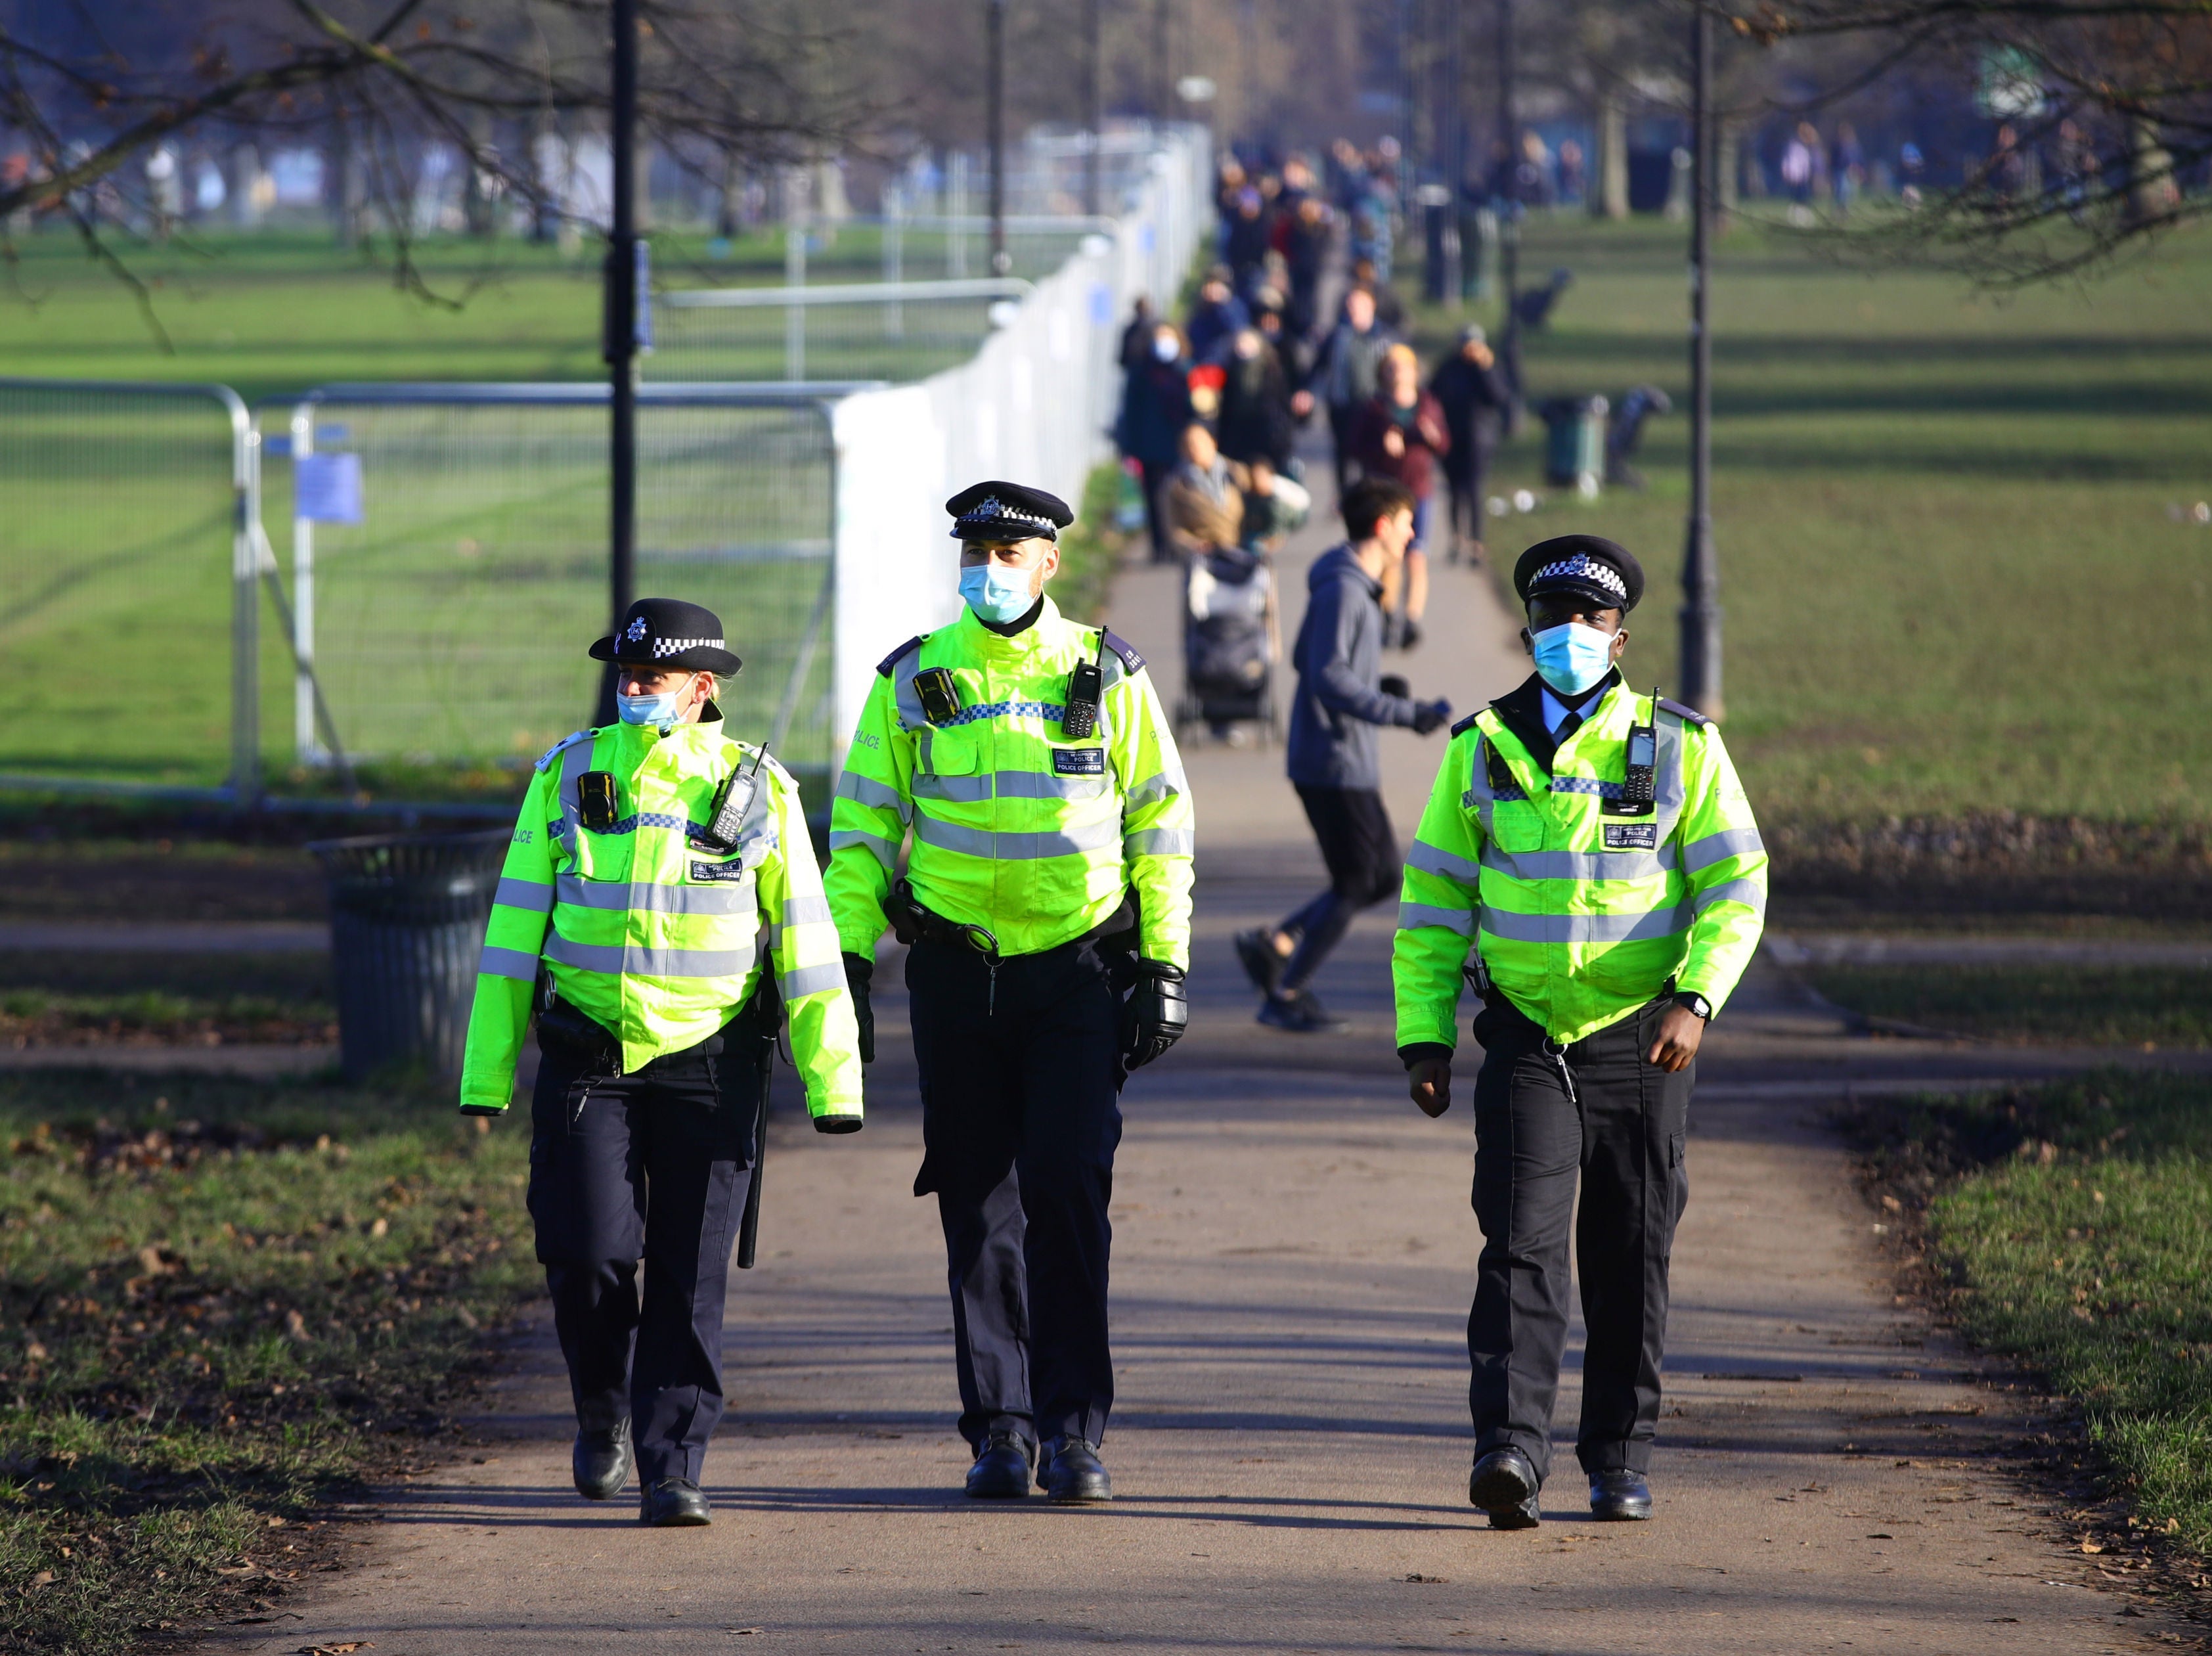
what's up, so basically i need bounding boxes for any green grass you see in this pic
[1405,213,2212,825]
[1855,1070,2212,1552]
[0,1067,533,1654]
[1054,462,1139,626]
[1809,964,2212,1046]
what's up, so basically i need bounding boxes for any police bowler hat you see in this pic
[590,597,743,674]
[1515,535,1644,615]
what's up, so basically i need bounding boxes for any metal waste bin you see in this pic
[1539,395,1610,497]
[309,829,512,1081]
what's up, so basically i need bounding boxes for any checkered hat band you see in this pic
[1532,555,1626,598]
[650,636,723,658]
[959,496,1053,531]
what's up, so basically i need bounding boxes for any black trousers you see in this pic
[1279,784,1401,994]
[1467,994,1692,1483]
[907,935,1125,1452]
[1443,446,1495,548]
[527,1029,757,1487]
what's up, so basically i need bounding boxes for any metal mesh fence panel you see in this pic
[266,386,837,790]
[0,378,251,790]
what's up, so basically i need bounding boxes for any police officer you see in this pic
[460,598,864,1527]
[826,481,1195,1503]
[1390,537,1767,1529]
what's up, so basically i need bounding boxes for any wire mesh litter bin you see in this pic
[309,830,512,1082]
[1539,395,1610,498]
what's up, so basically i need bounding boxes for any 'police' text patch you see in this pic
[1603,822,1658,851]
[690,860,750,884]
[1051,747,1106,776]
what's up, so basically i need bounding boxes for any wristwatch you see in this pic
[1673,991,1714,1022]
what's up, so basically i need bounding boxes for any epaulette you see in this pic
[875,635,926,677]
[1101,630,1146,673]
[533,729,595,772]
[1655,696,1714,730]
[1448,711,1484,738]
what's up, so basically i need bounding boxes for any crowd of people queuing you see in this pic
[1113,143,1515,655]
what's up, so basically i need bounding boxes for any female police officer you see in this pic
[827,482,1195,1504]
[460,597,864,1527]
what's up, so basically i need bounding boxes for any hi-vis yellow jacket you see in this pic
[826,598,1195,966]
[1392,673,1767,1050]
[459,707,864,1123]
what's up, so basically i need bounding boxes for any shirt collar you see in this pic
[1540,677,1616,739]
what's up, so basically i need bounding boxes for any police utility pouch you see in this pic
[1060,633,1107,738]
[577,771,619,832]
[914,666,963,726]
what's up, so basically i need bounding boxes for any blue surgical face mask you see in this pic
[960,560,1038,625]
[615,678,692,730]
[1529,621,1618,696]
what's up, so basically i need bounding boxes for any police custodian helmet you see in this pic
[590,597,743,674]
[1513,535,1645,615]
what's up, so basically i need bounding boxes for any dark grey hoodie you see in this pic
[1285,543,1419,790]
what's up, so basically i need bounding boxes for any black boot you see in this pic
[965,1433,1034,1500]
[1588,1468,1652,1521]
[638,1476,712,1527]
[1038,1437,1112,1503]
[1470,1447,1541,1531]
[572,1421,632,1501]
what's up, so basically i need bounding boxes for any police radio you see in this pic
[1061,635,1107,739]
[697,745,769,853]
[1604,689,1660,818]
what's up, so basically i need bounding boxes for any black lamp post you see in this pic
[1083,0,1102,218]
[600,0,640,725]
[1678,3,1723,718]
[988,0,1010,276]
[1495,0,1520,392]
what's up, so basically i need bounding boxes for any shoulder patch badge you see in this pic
[1101,630,1145,673]
[1052,747,1106,776]
[1654,696,1714,730]
[875,635,927,678]
[534,729,594,772]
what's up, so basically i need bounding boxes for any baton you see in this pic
[735,979,781,1270]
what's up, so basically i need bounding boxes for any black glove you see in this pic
[1120,958,1189,1071]
[1410,698,1452,736]
[843,951,875,1065]
[1378,673,1411,700]
[1400,617,1423,652]
[459,1105,503,1119]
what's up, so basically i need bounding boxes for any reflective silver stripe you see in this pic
[1683,826,1765,872]
[830,826,902,870]
[837,771,912,818]
[1480,904,1691,945]
[1652,709,1685,842]
[1480,846,1673,883]
[914,812,1123,861]
[1398,901,1476,936]
[913,772,994,803]
[477,944,541,980]
[1693,876,1767,916]
[554,874,757,917]
[892,653,929,730]
[776,893,833,927]
[1124,826,1194,857]
[1407,837,1481,887]
[1124,761,1188,808]
[494,877,554,914]
[543,934,757,979]
[778,960,844,999]
[995,769,1110,801]
[553,736,596,862]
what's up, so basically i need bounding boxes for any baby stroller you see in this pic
[1176,543,1281,743]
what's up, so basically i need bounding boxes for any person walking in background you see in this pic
[1186,265,1250,365]
[1831,122,1866,215]
[1117,297,1157,371]
[1115,321,1195,564]
[1430,323,1512,567]
[1283,194,1332,342]
[1235,479,1451,1034]
[1349,344,1448,650]
[1216,326,1297,474]
[1556,139,1586,208]
[1162,422,1246,561]
[1300,285,1396,494]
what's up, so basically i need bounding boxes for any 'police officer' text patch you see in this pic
[690,860,749,884]
[1603,822,1658,851]
[1051,748,1105,776]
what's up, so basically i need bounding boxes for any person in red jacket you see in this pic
[1348,344,1449,648]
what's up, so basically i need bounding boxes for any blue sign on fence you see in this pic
[295,451,363,525]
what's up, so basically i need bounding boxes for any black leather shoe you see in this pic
[1470,1447,1541,1531]
[965,1433,1034,1499]
[1038,1437,1113,1503]
[1589,1467,1652,1521]
[1233,929,1287,997]
[572,1421,632,1501]
[638,1476,712,1527]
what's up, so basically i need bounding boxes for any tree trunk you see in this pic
[1592,83,1627,220]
